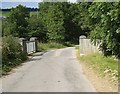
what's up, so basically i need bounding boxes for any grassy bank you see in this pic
[30,11,37,16]
[76,46,118,83]
[1,11,37,17]
[2,11,10,17]
[37,42,67,51]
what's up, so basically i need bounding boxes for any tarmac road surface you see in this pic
[2,47,96,92]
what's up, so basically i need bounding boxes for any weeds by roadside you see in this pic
[37,42,67,51]
[76,46,118,84]
[2,35,28,75]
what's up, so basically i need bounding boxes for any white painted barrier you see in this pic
[79,35,99,56]
[19,37,37,54]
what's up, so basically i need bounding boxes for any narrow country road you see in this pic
[2,47,96,92]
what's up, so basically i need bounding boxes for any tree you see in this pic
[39,2,88,43]
[39,2,65,42]
[88,2,120,58]
[28,15,47,42]
[8,5,30,38]
[64,3,87,43]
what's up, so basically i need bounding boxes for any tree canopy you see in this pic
[88,2,120,58]
[3,5,30,38]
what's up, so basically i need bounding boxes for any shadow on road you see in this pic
[32,51,48,57]
[28,51,48,61]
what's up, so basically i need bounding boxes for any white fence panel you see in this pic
[19,37,37,54]
[26,41,36,54]
[79,35,99,56]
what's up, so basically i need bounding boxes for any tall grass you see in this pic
[76,46,118,83]
[2,35,28,75]
[37,42,66,51]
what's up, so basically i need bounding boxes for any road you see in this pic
[2,47,96,92]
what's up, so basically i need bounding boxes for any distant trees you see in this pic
[2,7,38,12]
[39,2,85,43]
[39,2,65,42]
[65,3,91,43]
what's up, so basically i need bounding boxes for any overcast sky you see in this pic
[1,0,77,9]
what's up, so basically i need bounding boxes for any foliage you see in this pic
[39,2,65,42]
[28,15,47,42]
[2,19,16,36]
[2,35,27,74]
[88,2,120,58]
[6,5,30,38]
[39,2,87,43]
[63,3,83,43]
[2,3,120,58]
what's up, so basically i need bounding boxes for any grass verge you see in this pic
[37,42,67,51]
[76,46,118,84]
[2,11,10,17]
[30,11,37,17]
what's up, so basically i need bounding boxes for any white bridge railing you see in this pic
[19,37,37,54]
[79,35,99,56]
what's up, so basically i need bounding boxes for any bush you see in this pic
[88,3,120,59]
[2,35,27,74]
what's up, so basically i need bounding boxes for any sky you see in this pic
[1,2,39,9]
[1,0,77,9]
